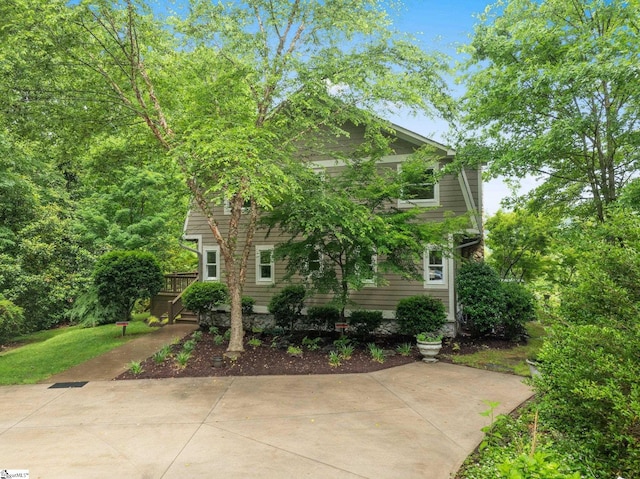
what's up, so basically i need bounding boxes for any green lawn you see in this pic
[0,321,154,385]
[444,321,546,376]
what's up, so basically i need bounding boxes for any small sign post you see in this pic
[116,321,130,336]
[334,322,348,336]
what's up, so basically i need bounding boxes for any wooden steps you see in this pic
[175,311,198,323]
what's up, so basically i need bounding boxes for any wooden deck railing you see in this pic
[161,272,198,293]
[151,272,198,323]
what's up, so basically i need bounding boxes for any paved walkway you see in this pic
[44,323,199,383]
[1,326,533,479]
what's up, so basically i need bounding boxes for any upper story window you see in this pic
[398,164,439,208]
[423,247,446,287]
[256,246,274,284]
[223,196,251,215]
[203,246,220,281]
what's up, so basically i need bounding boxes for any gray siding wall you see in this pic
[183,123,478,324]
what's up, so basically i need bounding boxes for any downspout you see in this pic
[180,238,200,258]
[180,208,202,266]
[455,237,482,250]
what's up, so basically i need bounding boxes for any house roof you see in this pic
[389,121,455,157]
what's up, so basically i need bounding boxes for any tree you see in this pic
[75,165,190,269]
[22,0,452,355]
[555,208,640,327]
[93,250,164,322]
[0,130,94,331]
[458,0,640,222]
[485,209,553,283]
[264,156,467,317]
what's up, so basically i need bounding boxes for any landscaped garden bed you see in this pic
[116,327,529,380]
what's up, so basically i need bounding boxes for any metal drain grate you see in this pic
[48,381,88,389]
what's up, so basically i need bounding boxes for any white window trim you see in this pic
[361,251,378,286]
[256,245,275,284]
[423,246,447,289]
[223,197,251,215]
[203,246,220,281]
[397,164,440,208]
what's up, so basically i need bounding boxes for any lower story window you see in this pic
[306,249,322,275]
[360,250,377,285]
[256,246,274,283]
[424,247,445,287]
[203,247,220,281]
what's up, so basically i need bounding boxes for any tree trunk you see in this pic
[226,275,245,357]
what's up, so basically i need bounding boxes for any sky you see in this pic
[155,0,522,216]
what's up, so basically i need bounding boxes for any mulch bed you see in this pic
[115,328,522,380]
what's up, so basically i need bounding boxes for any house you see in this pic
[173,121,482,336]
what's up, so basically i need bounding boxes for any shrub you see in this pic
[0,296,25,344]
[559,259,640,327]
[500,282,535,339]
[456,261,534,339]
[534,324,640,476]
[68,286,119,327]
[302,336,322,350]
[93,250,164,322]
[456,261,504,337]
[498,451,581,479]
[395,295,446,337]
[348,310,383,337]
[241,296,255,315]
[268,285,305,332]
[305,305,340,330]
[182,282,229,318]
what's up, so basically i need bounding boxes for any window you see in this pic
[256,246,274,283]
[223,196,252,215]
[398,164,439,207]
[359,249,377,285]
[306,249,322,275]
[203,247,220,281]
[424,247,445,287]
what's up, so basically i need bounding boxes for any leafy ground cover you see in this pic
[443,322,546,376]
[0,319,154,385]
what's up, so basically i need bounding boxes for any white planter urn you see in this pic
[416,339,442,363]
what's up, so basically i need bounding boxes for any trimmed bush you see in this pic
[456,261,504,337]
[349,310,383,337]
[93,250,164,322]
[457,261,535,339]
[306,305,340,330]
[0,296,25,344]
[241,296,255,315]
[182,281,229,317]
[268,285,305,332]
[396,295,446,336]
[500,282,535,339]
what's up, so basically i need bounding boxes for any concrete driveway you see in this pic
[0,362,531,478]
